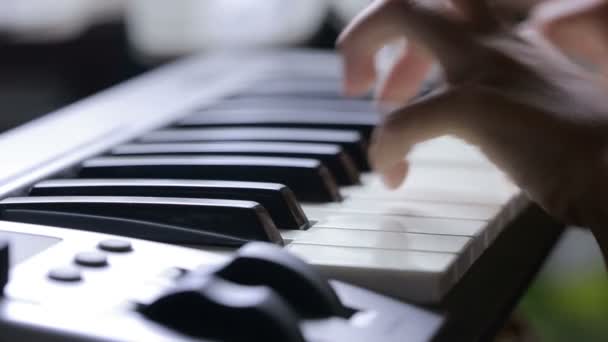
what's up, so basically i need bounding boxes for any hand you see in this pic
[337,0,608,260]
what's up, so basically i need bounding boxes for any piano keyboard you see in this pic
[0,49,526,304]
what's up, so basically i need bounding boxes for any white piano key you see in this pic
[286,243,458,303]
[345,169,518,205]
[407,136,492,166]
[302,213,487,257]
[283,228,480,273]
[343,184,516,205]
[353,136,519,204]
[403,167,516,196]
[282,228,471,254]
[303,198,500,220]
[360,168,516,199]
[306,211,486,237]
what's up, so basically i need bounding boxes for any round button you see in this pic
[98,239,132,253]
[48,266,82,282]
[74,251,108,267]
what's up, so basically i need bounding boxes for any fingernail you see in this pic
[381,173,400,189]
[381,162,408,189]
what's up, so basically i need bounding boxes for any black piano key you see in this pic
[237,79,346,98]
[109,142,360,186]
[0,196,282,246]
[176,110,379,139]
[232,80,372,102]
[256,74,345,83]
[78,156,341,203]
[207,97,375,113]
[31,179,309,230]
[137,128,370,170]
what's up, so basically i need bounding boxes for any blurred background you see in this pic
[0,1,606,341]
[0,0,367,131]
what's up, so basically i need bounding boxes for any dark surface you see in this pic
[0,23,149,133]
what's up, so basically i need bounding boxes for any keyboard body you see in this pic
[0,49,565,341]
[0,221,442,342]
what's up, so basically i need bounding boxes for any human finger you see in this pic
[337,0,412,96]
[339,0,483,91]
[368,87,477,178]
[380,159,410,189]
[377,42,434,104]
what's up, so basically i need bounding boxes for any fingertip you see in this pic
[367,125,387,171]
[368,124,410,179]
[341,53,376,97]
[381,160,409,189]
